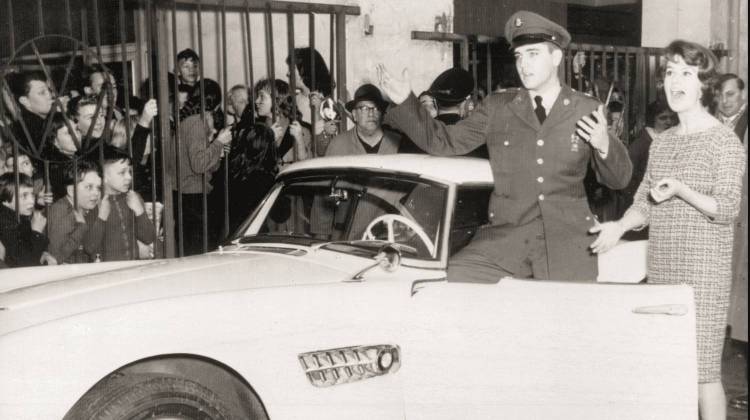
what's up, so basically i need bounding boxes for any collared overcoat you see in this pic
[386,86,632,281]
[325,127,402,156]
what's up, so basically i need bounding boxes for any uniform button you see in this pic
[537,176,544,183]
[489,212,495,218]
[585,216,591,221]
[538,194,545,201]
[503,140,510,146]
[537,158,544,165]
[537,139,544,146]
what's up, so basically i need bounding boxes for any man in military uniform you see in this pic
[429,67,475,125]
[378,10,632,282]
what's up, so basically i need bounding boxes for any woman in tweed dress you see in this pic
[590,40,746,419]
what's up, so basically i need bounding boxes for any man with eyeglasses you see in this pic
[325,84,402,156]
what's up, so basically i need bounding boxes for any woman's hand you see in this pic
[289,121,303,141]
[650,177,684,203]
[309,91,324,108]
[37,191,53,207]
[589,221,625,254]
[271,121,285,142]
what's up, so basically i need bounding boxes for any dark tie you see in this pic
[534,95,546,124]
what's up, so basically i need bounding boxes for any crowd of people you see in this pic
[0,10,747,416]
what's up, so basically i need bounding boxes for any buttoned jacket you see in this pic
[386,86,632,280]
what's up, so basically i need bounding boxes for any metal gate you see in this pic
[1,0,359,261]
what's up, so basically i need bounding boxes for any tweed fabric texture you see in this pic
[627,124,746,382]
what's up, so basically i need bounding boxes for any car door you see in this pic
[402,278,697,420]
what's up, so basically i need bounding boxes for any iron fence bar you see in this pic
[65,0,74,37]
[7,0,15,56]
[286,11,297,121]
[565,47,572,87]
[143,0,159,256]
[613,49,619,81]
[264,4,277,123]
[172,0,184,257]
[196,0,209,253]
[601,46,607,82]
[309,12,316,156]
[335,11,346,132]
[329,13,334,100]
[81,7,89,65]
[470,38,478,103]
[485,41,491,95]
[93,0,103,60]
[243,0,255,109]
[221,0,229,237]
[589,47,595,97]
[156,5,175,257]
[119,0,133,158]
[624,51,631,142]
[37,0,44,36]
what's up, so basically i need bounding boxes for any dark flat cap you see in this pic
[428,67,474,105]
[504,10,571,50]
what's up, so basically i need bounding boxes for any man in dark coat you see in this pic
[325,84,402,156]
[378,10,632,282]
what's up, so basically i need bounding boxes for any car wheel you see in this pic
[64,372,266,420]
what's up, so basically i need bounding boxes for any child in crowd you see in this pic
[43,112,81,200]
[68,95,106,153]
[5,151,53,208]
[85,146,155,261]
[47,159,101,264]
[0,173,55,267]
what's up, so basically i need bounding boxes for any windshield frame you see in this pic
[229,168,456,270]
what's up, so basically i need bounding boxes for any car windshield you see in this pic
[236,173,448,260]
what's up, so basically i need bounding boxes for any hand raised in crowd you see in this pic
[376,64,411,105]
[309,91,324,108]
[37,191,54,207]
[39,251,58,266]
[576,104,610,157]
[323,120,339,136]
[271,121,285,142]
[138,98,159,127]
[588,221,625,254]
[650,177,684,203]
[30,210,47,233]
[98,194,111,221]
[215,126,233,145]
[289,120,303,141]
[126,190,145,216]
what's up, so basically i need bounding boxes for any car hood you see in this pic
[0,246,364,335]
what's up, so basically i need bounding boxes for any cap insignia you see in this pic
[514,18,523,27]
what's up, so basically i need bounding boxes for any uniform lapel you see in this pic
[542,85,576,131]
[509,89,541,131]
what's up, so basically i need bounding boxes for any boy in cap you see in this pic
[325,83,402,156]
[378,10,631,283]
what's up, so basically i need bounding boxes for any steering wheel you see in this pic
[362,214,435,256]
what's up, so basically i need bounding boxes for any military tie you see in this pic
[534,95,546,124]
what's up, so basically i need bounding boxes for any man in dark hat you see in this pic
[325,83,402,156]
[378,10,631,283]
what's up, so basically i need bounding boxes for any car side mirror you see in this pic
[350,244,402,281]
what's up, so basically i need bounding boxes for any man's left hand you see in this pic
[576,104,610,157]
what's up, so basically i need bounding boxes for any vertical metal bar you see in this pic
[145,0,158,256]
[601,47,607,82]
[119,0,133,157]
[7,0,16,55]
[244,0,255,109]
[589,48,595,96]
[172,0,184,257]
[470,39,478,103]
[65,0,73,37]
[624,51,631,143]
[196,0,208,253]
[309,12,317,156]
[613,49,619,81]
[286,11,297,120]
[565,47,572,86]
[485,41,492,94]
[11,140,21,224]
[37,0,44,36]
[335,11,346,133]
[460,37,469,71]
[329,13,335,99]
[134,6,144,90]
[156,5,175,257]
[221,0,230,238]
[92,0,103,60]
[81,7,89,64]
[264,5,277,123]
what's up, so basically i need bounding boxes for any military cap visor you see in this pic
[504,10,571,50]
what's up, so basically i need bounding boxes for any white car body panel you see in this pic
[0,156,697,419]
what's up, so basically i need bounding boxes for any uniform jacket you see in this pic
[325,127,402,156]
[386,86,632,281]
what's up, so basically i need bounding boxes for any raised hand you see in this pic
[376,64,411,105]
[126,190,145,216]
[31,210,47,233]
[139,98,159,127]
[98,194,111,221]
[576,104,610,156]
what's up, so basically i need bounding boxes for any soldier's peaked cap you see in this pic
[428,67,474,105]
[504,10,571,50]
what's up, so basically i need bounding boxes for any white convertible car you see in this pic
[1,155,697,420]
